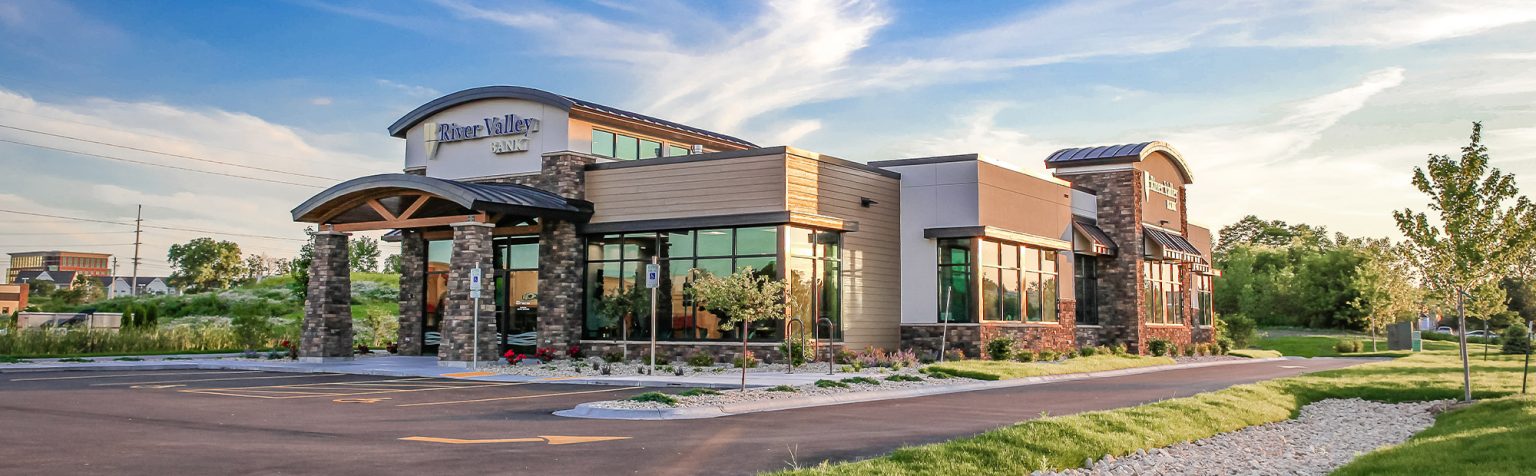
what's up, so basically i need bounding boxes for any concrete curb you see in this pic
[554,358,1288,420]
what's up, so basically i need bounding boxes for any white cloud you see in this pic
[310,97,334,106]
[900,102,1064,173]
[768,119,823,146]
[375,79,441,98]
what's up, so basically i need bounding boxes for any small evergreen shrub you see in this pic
[114,357,144,361]
[985,337,1015,361]
[603,351,625,363]
[1111,343,1128,355]
[1216,338,1233,355]
[815,379,849,388]
[886,374,923,382]
[1148,339,1173,357]
[733,352,759,368]
[1078,346,1098,357]
[58,357,93,363]
[1335,339,1362,353]
[840,376,880,385]
[1183,344,1196,357]
[1502,326,1532,355]
[767,385,799,392]
[686,352,715,367]
[679,388,720,397]
[1012,351,1036,362]
[625,392,678,406]
[1037,350,1059,361]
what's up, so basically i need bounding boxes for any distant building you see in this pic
[99,276,177,298]
[14,270,80,288]
[6,251,111,283]
[0,283,27,315]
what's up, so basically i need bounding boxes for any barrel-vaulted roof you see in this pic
[291,173,592,225]
[1044,141,1193,183]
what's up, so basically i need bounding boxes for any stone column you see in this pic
[535,153,595,351]
[300,231,353,362]
[1070,171,1146,354]
[396,229,426,356]
[437,221,498,366]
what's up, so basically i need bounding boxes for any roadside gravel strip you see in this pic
[556,358,1286,420]
[1039,398,1448,476]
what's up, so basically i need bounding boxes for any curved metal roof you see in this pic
[291,173,591,223]
[1044,141,1193,183]
[386,86,757,148]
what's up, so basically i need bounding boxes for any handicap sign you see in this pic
[470,266,483,298]
[645,264,660,289]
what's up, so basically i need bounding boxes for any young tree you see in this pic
[1394,122,1536,402]
[1350,240,1421,351]
[350,237,381,273]
[288,228,316,301]
[383,254,403,274]
[691,267,789,391]
[168,238,247,292]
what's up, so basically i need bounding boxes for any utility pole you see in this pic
[131,205,142,297]
[112,257,119,276]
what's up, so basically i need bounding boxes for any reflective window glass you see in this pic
[592,130,615,157]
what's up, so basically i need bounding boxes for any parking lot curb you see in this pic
[554,358,1288,420]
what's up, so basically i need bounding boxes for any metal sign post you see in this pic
[470,264,483,370]
[646,258,660,374]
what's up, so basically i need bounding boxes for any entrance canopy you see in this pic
[292,174,592,232]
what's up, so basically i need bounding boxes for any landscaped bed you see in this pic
[772,346,1534,475]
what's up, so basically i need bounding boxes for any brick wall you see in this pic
[300,231,353,360]
[901,300,1081,358]
[1069,170,1146,353]
[396,229,426,356]
[437,222,499,364]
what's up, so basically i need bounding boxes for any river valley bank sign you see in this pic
[425,113,541,159]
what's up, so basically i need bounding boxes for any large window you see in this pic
[423,240,453,353]
[937,239,973,323]
[1144,261,1183,325]
[1075,254,1099,326]
[787,227,842,340]
[974,239,1059,323]
[584,226,794,342]
[590,129,666,160]
[1193,274,1214,327]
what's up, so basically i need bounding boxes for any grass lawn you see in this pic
[923,354,1176,381]
[1250,334,1463,358]
[777,347,1536,475]
[1228,349,1283,359]
[1334,394,1536,476]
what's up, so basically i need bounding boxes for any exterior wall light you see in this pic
[861,197,878,208]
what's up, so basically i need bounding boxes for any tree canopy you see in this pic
[168,237,246,292]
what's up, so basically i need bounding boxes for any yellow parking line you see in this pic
[396,386,642,407]
[179,390,349,399]
[440,371,495,378]
[181,381,536,400]
[92,373,344,386]
[11,371,260,382]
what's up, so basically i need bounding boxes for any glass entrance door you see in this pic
[495,237,540,356]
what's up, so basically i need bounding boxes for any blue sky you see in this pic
[2,0,1536,276]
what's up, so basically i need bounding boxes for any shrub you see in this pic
[1012,351,1036,362]
[733,352,758,368]
[1421,331,1457,342]
[1064,348,1080,359]
[230,313,274,351]
[602,351,624,363]
[767,384,799,392]
[944,348,967,361]
[625,392,678,406]
[886,374,923,382]
[1148,339,1173,357]
[1038,350,1059,361]
[814,379,849,388]
[834,349,856,364]
[985,337,1015,361]
[1111,343,1128,355]
[566,345,584,359]
[1078,346,1098,357]
[503,349,526,365]
[686,352,715,367]
[679,388,720,397]
[1335,339,1362,354]
[890,349,919,368]
[1502,326,1532,355]
[1216,337,1233,355]
[114,357,144,361]
[355,343,371,354]
[1182,344,1196,357]
[1219,313,1258,348]
[534,347,560,362]
[58,357,93,362]
[779,340,809,366]
[840,376,880,385]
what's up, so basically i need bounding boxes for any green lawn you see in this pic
[777,347,1536,475]
[1228,349,1283,359]
[1334,395,1536,476]
[923,354,1176,381]
[1249,334,1463,358]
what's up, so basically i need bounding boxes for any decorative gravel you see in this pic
[1038,398,1449,476]
[587,370,982,410]
[485,358,854,378]
[1172,355,1248,364]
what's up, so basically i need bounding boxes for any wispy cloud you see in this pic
[376,79,440,98]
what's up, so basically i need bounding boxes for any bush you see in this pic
[854,346,894,367]
[779,340,809,366]
[1335,339,1363,354]
[1012,351,1036,362]
[566,345,583,359]
[686,352,715,367]
[1216,337,1233,355]
[1037,350,1059,361]
[815,379,849,388]
[1111,343,1128,355]
[886,374,922,382]
[1078,346,1098,357]
[625,392,678,406]
[1148,339,1173,357]
[985,337,1014,361]
[1422,331,1457,342]
[679,388,720,397]
[767,384,799,392]
[534,347,559,362]
[230,314,274,351]
[944,348,967,361]
[1502,326,1532,355]
[603,351,624,363]
[840,376,880,385]
[733,352,758,369]
[890,349,919,368]
[1182,345,1196,357]
[1219,314,1258,348]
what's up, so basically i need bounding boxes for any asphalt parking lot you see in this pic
[0,358,1367,476]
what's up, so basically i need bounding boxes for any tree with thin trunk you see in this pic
[690,267,788,391]
[1394,122,1536,402]
[1350,239,1420,352]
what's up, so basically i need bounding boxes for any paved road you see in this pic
[0,358,1364,475]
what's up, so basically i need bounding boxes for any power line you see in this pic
[0,231,135,236]
[0,208,309,242]
[0,137,325,188]
[0,243,136,247]
[0,123,343,181]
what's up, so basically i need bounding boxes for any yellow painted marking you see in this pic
[1279,365,1306,369]
[399,435,630,445]
[10,371,260,382]
[181,381,534,400]
[396,386,642,407]
[440,371,495,378]
[92,373,344,386]
[333,397,392,404]
[177,390,345,399]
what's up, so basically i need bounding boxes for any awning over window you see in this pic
[924,225,1071,251]
[1143,225,1205,264]
[1072,219,1117,256]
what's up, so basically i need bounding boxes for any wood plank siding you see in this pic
[585,153,788,223]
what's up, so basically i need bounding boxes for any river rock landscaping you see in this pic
[589,369,979,410]
[1039,398,1449,476]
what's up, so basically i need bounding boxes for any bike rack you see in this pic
[818,317,835,375]
[785,318,806,374]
